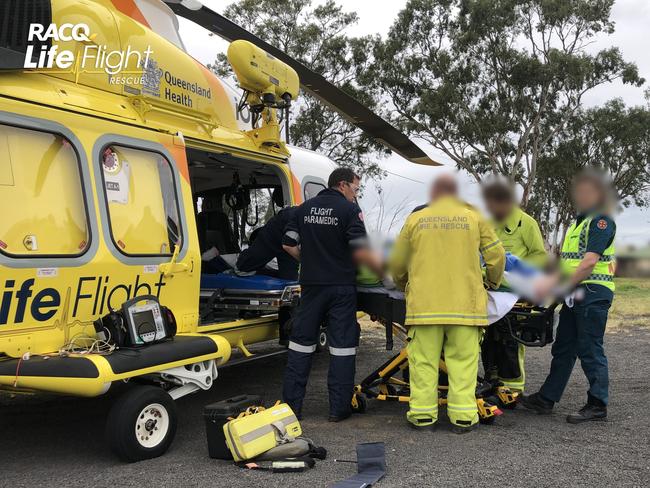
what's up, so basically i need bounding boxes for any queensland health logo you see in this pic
[23,23,153,85]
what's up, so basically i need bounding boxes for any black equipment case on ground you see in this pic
[203,394,262,459]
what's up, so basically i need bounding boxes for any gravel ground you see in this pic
[1,323,649,488]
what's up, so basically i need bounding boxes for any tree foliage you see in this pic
[532,99,650,249]
[366,0,645,223]
[211,0,387,178]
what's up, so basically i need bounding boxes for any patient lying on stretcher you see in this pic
[485,253,553,323]
[201,207,299,281]
[357,252,557,324]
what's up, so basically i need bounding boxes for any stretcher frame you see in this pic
[352,321,514,423]
[200,283,300,318]
[352,290,555,423]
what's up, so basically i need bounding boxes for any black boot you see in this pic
[519,392,554,414]
[451,422,478,435]
[328,411,352,423]
[566,404,607,424]
[408,419,436,432]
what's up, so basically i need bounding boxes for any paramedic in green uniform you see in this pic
[522,169,616,423]
[481,177,547,393]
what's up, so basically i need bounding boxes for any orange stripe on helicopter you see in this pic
[291,172,302,204]
[110,0,151,28]
[159,134,190,183]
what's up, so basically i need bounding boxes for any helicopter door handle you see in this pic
[159,245,190,277]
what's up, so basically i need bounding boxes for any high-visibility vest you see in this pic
[560,216,616,291]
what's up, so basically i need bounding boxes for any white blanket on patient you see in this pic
[357,285,519,325]
[487,291,519,324]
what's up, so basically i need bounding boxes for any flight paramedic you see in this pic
[281,168,383,422]
[390,173,505,433]
[236,206,299,280]
[522,169,616,424]
[481,176,547,394]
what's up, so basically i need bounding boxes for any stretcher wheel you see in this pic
[498,399,517,410]
[351,394,367,413]
[479,415,496,425]
[106,385,178,462]
[495,387,519,410]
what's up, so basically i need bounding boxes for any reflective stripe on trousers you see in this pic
[282,285,358,417]
[409,405,438,413]
[288,341,317,354]
[329,346,357,356]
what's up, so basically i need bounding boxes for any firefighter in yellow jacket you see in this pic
[481,177,547,393]
[390,173,506,433]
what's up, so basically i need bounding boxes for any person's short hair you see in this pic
[328,167,360,189]
[482,176,515,203]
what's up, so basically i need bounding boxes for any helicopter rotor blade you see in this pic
[163,0,439,166]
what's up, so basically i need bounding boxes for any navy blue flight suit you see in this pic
[281,188,368,418]
[539,214,616,407]
[236,207,299,280]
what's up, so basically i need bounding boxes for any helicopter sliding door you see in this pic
[91,133,200,334]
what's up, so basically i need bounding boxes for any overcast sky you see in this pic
[180,0,650,246]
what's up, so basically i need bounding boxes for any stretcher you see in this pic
[353,286,557,423]
[200,273,300,320]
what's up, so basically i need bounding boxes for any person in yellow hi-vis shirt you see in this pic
[481,177,547,394]
[390,173,505,433]
[482,177,547,266]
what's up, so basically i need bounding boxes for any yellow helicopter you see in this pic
[0,0,436,461]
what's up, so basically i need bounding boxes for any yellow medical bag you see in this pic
[223,402,302,462]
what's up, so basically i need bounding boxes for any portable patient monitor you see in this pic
[122,296,171,345]
[94,296,176,348]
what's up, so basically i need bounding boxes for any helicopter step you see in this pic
[0,334,231,397]
[220,348,288,369]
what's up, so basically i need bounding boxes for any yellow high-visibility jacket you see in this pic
[492,207,547,267]
[390,196,505,326]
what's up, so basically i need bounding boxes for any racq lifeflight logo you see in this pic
[23,23,154,85]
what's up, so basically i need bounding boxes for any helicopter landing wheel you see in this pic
[316,327,329,353]
[106,385,177,462]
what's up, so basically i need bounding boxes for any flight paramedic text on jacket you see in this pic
[390,173,506,433]
[481,177,548,394]
[281,168,383,422]
[522,169,616,424]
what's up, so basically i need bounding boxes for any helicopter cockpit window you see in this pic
[101,145,181,256]
[304,181,326,200]
[0,124,89,257]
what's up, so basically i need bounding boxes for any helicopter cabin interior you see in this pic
[186,147,299,325]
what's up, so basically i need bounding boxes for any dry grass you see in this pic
[609,278,650,330]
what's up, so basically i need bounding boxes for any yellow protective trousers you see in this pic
[407,324,480,427]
